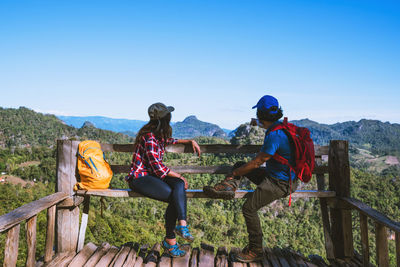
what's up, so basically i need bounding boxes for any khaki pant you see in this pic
[231,162,298,249]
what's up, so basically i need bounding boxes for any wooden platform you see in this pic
[40,242,368,267]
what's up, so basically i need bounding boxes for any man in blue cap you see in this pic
[204,95,298,262]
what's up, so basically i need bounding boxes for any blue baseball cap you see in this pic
[252,95,279,114]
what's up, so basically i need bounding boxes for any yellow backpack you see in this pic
[74,140,113,190]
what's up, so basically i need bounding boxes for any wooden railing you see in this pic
[2,139,400,266]
[338,197,400,266]
[0,192,68,266]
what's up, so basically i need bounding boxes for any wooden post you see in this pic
[360,213,370,267]
[316,164,334,259]
[26,215,37,267]
[56,140,80,253]
[375,223,389,267]
[328,140,354,259]
[395,232,400,267]
[4,224,20,267]
[45,205,56,262]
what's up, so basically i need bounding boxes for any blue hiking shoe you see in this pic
[162,240,186,257]
[174,225,194,242]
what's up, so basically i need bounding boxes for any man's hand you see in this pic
[232,152,272,177]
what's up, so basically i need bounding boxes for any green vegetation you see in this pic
[0,107,399,265]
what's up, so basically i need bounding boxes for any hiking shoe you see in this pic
[174,225,194,242]
[235,246,264,263]
[162,240,186,257]
[203,176,237,199]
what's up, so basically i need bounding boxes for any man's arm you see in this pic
[232,152,272,177]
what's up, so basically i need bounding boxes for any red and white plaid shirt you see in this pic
[126,132,177,180]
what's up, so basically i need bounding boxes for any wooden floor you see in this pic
[40,242,368,267]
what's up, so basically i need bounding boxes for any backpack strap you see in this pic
[266,117,296,206]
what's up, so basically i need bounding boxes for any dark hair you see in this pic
[134,113,172,146]
[257,106,283,122]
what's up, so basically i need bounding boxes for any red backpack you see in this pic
[268,117,315,205]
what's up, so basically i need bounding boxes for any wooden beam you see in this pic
[4,224,20,267]
[75,189,335,199]
[341,197,400,233]
[101,143,329,156]
[44,205,56,263]
[57,195,85,208]
[0,192,68,233]
[110,164,329,175]
[26,215,37,267]
[360,213,370,267]
[375,222,389,267]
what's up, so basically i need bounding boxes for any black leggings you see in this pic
[128,175,187,239]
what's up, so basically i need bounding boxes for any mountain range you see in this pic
[58,115,229,139]
[2,107,400,159]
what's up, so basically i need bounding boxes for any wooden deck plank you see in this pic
[67,242,97,266]
[84,242,111,267]
[264,247,286,267]
[121,245,138,267]
[249,261,263,267]
[198,243,215,267]
[171,244,191,267]
[45,251,75,267]
[143,243,160,267]
[111,246,131,267]
[57,253,76,267]
[189,248,199,267]
[158,252,172,267]
[132,244,148,267]
[215,246,228,267]
[95,246,119,267]
[228,248,247,267]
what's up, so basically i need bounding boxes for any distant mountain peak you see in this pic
[183,115,198,123]
[81,121,95,128]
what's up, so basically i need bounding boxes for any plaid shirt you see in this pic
[126,132,177,180]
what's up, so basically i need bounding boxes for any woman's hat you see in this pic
[148,102,175,120]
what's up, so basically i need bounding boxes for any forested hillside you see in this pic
[0,107,400,265]
[0,107,133,149]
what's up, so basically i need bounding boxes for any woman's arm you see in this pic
[175,139,201,156]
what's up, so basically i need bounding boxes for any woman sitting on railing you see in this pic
[125,102,201,258]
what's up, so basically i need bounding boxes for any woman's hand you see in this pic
[179,175,189,190]
[191,140,201,156]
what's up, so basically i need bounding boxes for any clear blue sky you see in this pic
[0,0,399,129]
